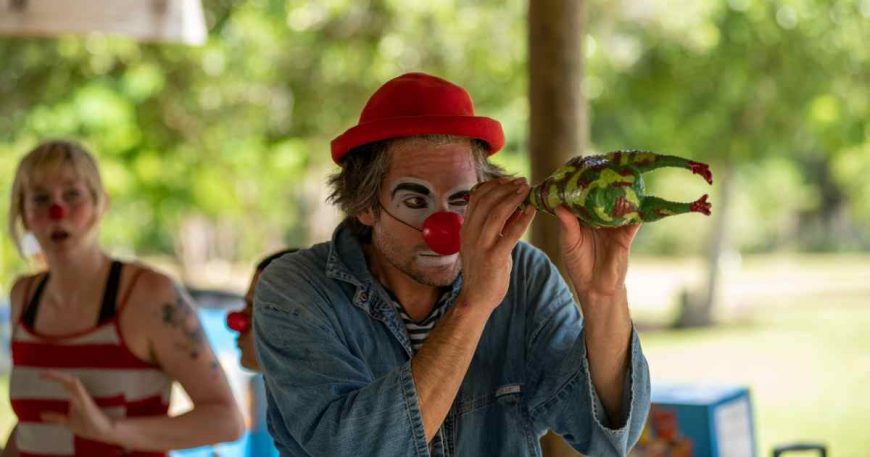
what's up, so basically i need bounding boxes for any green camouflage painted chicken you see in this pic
[526,150,713,227]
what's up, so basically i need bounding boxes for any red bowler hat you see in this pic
[331,72,505,164]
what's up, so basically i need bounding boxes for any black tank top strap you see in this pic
[22,274,49,328]
[97,260,124,324]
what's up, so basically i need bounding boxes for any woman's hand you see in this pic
[40,371,117,444]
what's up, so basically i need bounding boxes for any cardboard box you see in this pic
[631,384,756,457]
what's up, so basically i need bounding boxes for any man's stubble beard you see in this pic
[373,225,461,288]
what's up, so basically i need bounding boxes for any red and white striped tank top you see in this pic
[10,261,173,457]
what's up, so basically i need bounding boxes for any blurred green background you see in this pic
[0,0,868,454]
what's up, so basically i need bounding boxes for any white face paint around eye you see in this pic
[444,183,472,214]
[388,178,435,228]
[387,178,473,229]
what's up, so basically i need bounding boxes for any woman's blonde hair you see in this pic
[8,140,106,255]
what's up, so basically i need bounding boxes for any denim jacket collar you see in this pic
[325,221,464,323]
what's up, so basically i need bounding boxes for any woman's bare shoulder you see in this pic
[121,263,182,315]
[8,273,44,324]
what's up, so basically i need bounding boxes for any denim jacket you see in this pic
[253,222,651,456]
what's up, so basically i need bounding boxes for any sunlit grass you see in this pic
[632,254,870,456]
[642,305,870,456]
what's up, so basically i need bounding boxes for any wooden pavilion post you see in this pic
[528,0,587,256]
[529,0,586,456]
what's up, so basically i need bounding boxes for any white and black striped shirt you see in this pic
[393,301,447,353]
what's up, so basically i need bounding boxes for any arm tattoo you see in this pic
[160,291,206,360]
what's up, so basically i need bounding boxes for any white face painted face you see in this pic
[364,138,478,288]
[385,177,471,229]
[24,166,103,256]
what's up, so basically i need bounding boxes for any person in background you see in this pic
[3,140,244,457]
[227,249,298,371]
[225,249,297,457]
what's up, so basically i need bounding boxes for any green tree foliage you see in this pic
[0,0,529,283]
[1,0,867,286]
[586,0,868,253]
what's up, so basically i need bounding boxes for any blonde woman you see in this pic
[4,141,243,456]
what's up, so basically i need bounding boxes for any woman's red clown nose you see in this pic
[48,203,66,220]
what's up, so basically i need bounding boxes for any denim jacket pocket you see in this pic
[453,383,538,456]
[455,382,524,415]
[495,384,539,455]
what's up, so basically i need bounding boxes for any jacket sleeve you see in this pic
[521,249,651,456]
[253,264,430,457]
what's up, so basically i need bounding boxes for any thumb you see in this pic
[554,206,577,229]
[611,224,642,251]
[624,224,642,245]
[554,206,583,241]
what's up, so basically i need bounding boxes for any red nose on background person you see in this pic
[226,311,251,333]
[48,204,66,220]
[422,211,464,255]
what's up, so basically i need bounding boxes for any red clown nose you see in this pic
[226,311,251,333]
[48,204,66,220]
[422,211,463,256]
[379,205,464,256]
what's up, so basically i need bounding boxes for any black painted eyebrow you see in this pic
[392,183,431,198]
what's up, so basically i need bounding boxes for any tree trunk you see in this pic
[529,0,585,455]
[528,0,586,256]
[677,162,734,327]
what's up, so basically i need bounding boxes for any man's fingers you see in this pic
[467,177,511,211]
[624,223,641,243]
[478,180,530,245]
[554,206,585,244]
[464,178,511,234]
[473,180,525,219]
[554,206,577,227]
[502,206,525,230]
[495,205,536,253]
[465,178,529,246]
[584,225,641,289]
[605,224,641,252]
[468,176,511,199]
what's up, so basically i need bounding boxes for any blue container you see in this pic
[633,383,757,457]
